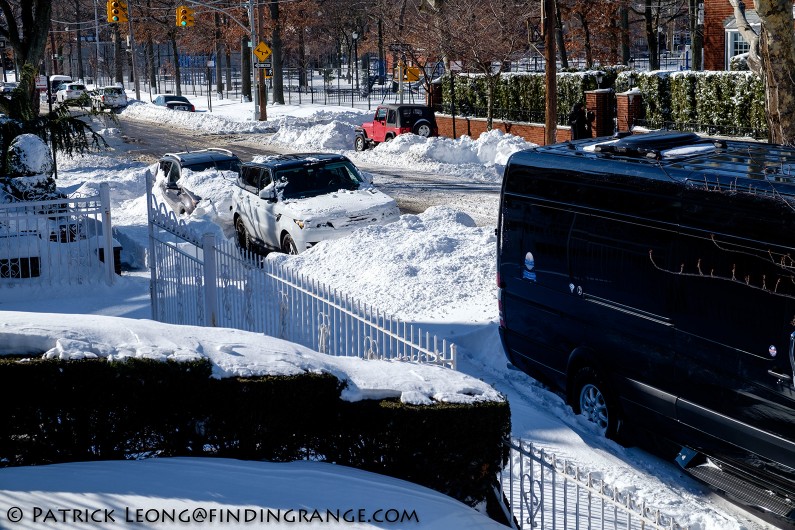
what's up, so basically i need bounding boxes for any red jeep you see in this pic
[354,104,438,151]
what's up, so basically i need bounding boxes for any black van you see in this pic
[497,131,795,525]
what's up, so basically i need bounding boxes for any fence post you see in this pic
[145,170,159,319]
[202,233,219,327]
[100,182,115,286]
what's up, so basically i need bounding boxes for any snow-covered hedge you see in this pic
[438,69,619,122]
[0,357,510,508]
[437,69,767,136]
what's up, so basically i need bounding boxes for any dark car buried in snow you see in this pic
[157,148,241,215]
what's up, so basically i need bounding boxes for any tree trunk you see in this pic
[620,6,630,65]
[170,35,182,96]
[146,37,157,92]
[269,0,284,104]
[689,0,703,70]
[215,13,223,97]
[555,3,568,69]
[645,0,660,70]
[577,13,593,67]
[225,49,232,97]
[241,35,252,102]
[486,75,495,131]
[113,25,123,84]
[756,0,795,144]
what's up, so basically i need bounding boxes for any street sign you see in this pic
[253,42,272,62]
[404,66,421,82]
[254,61,272,78]
[35,75,47,89]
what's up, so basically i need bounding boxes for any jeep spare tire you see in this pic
[413,120,432,137]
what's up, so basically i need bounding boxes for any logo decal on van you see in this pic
[523,252,536,282]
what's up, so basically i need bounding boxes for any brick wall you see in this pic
[704,0,734,70]
[616,91,643,132]
[435,115,571,145]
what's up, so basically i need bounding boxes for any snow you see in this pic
[0,93,771,529]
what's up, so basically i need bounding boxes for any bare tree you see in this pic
[436,0,530,130]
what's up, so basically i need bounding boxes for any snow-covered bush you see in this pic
[0,133,58,201]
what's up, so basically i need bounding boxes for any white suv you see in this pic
[232,153,400,254]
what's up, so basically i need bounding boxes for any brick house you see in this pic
[703,0,765,70]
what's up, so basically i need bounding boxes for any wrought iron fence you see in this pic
[632,119,768,140]
[146,171,455,368]
[500,439,685,530]
[0,183,117,287]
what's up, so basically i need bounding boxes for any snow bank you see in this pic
[269,206,498,324]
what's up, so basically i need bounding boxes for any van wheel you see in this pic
[281,234,298,255]
[572,367,620,439]
[354,135,366,151]
[235,218,249,252]
[413,120,432,137]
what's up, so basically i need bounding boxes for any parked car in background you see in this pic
[153,94,195,112]
[157,148,241,215]
[90,86,128,111]
[55,83,88,105]
[354,104,438,150]
[0,82,17,99]
[40,75,72,104]
[232,153,400,254]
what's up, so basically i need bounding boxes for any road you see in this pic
[115,116,501,226]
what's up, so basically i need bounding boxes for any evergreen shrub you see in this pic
[0,356,510,507]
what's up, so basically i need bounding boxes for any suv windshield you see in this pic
[276,161,364,199]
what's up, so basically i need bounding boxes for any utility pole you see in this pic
[247,0,259,120]
[543,0,557,145]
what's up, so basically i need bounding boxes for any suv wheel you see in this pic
[235,217,249,252]
[281,233,298,255]
[355,135,367,151]
[413,120,432,137]
[384,134,395,142]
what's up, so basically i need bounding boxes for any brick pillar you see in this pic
[616,90,643,133]
[585,89,614,138]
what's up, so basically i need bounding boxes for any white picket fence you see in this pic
[0,183,117,287]
[146,171,455,368]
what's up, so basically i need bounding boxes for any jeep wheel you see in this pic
[355,135,366,151]
[281,233,298,255]
[572,366,620,439]
[384,134,395,142]
[413,120,432,137]
[235,218,249,252]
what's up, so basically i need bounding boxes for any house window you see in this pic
[725,30,750,69]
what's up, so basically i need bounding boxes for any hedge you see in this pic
[437,68,767,136]
[0,356,510,508]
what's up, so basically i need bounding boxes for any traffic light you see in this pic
[176,6,195,27]
[106,0,128,24]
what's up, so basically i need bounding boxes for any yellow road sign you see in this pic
[401,66,421,82]
[253,42,272,62]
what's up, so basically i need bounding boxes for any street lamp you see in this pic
[595,71,604,89]
[352,31,359,93]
